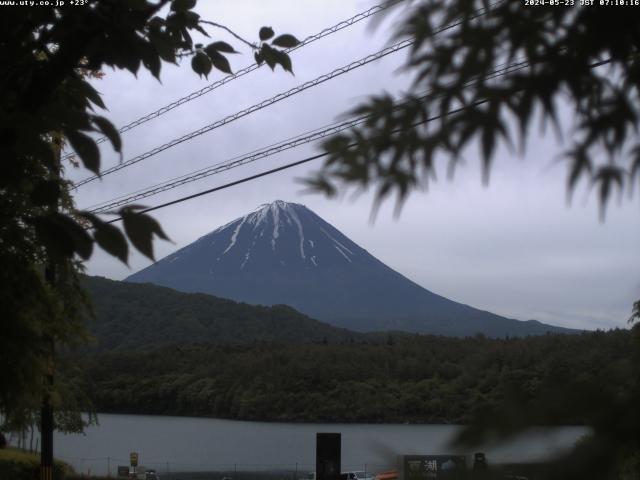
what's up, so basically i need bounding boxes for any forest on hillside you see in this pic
[82,275,362,350]
[73,328,636,424]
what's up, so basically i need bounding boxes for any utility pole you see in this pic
[40,316,54,480]
[40,131,61,480]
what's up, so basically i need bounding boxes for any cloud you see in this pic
[75,0,640,331]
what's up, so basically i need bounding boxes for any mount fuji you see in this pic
[126,200,575,337]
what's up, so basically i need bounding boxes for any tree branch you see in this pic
[199,20,257,50]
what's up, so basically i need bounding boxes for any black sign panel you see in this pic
[316,433,341,480]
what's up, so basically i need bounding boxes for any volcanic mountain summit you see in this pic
[127,200,574,336]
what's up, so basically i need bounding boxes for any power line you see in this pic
[86,58,531,213]
[73,7,488,190]
[60,1,403,163]
[86,117,368,213]
[103,100,490,225]
[101,54,616,223]
[73,38,415,189]
[104,151,333,224]
[83,128,328,211]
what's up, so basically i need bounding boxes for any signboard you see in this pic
[316,433,341,480]
[136,465,146,480]
[117,465,130,477]
[130,452,139,467]
[402,455,467,480]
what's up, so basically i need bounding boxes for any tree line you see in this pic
[72,328,636,425]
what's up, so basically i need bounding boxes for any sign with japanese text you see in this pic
[402,455,467,480]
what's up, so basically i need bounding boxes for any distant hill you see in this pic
[78,329,634,423]
[82,276,362,351]
[127,200,579,337]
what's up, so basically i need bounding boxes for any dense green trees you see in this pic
[1,0,297,424]
[304,3,640,476]
[82,276,362,350]
[73,329,635,425]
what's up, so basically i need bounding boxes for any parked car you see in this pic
[145,469,160,480]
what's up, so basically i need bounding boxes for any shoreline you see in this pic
[86,411,589,428]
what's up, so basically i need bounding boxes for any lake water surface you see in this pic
[50,414,587,476]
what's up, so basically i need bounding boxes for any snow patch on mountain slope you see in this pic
[319,226,354,262]
[334,245,352,263]
[271,204,280,251]
[223,216,247,254]
[287,205,306,259]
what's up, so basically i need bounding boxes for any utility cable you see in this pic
[102,100,491,225]
[73,37,415,188]
[101,55,615,224]
[87,118,366,213]
[73,4,497,189]
[86,58,531,213]
[60,1,404,163]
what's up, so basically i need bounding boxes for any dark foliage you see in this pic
[299,4,640,475]
[0,449,70,480]
[0,0,298,420]
[82,275,363,350]
[307,1,640,218]
[72,329,634,425]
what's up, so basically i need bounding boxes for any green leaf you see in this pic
[207,50,232,74]
[33,216,75,259]
[193,24,210,38]
[271,34,300,49]
[58,214,94,260]
[481,125,495,164]
[138,40,162,79]
[566,147,592,198]
[594,165,624,220]
[259,44,277,70]
[33,213,94,260]
[181,26,193,48]
[150,32,176,63]
[630,145,640,183]
[167,11,199,30]
[64,130,100,175]
[206,41,238,54]
[119,47,142,75]
[171,0,196,12]
[19,137,57,172]
[259,26,275,41]
[81,212,129,264]
[120,208,170,261]
[76,79,106,110]
[30,180,61,207]
[92,116,122,153]
[182,10,200,28]
[191,51,212,78]
[272,49,293,74]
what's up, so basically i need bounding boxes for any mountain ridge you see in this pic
[126,200,579,337]
[82,275,363,351]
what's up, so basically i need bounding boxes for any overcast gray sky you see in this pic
[68,0,640,331]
